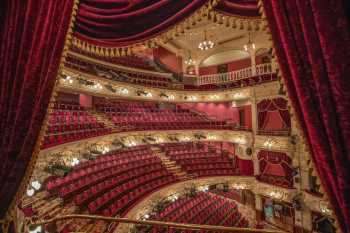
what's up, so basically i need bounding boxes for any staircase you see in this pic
[87,109,120,132]
[151,147,195,180]
[148,59,183,83]
[146,59,166,73]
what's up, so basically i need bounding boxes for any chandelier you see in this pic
[198,30,214,51]
[244,32,255,51]
[185,52,195,66]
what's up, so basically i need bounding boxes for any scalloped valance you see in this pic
[72,0,260,56]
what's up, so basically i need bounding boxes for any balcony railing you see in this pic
[197,63,273,86]
[257,129,291,136]
[29,214,285,233]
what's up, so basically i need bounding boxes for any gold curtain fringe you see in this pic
[3,0,81,231]
[0,218,11,233]
[71,0,263,58]
[258,0,340,231]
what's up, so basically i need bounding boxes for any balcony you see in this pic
[196,63,273,86]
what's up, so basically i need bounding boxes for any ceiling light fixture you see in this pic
[185,51,195,66]
[198,30,215,51]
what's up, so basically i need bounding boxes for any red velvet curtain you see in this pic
[0,0,74,219]
[74,0,260,47]
[257,98,290,129]
[257,99,270,129]
[215,0,259,17]
[237,157,254,175]
[257,150,293,188]
[262,0,350,232]
[75,0,209,47]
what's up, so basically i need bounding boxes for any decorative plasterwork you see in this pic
[60,68,279,102]
[254,135,294,152]
[304,192,333,217]
[40,129,253,155]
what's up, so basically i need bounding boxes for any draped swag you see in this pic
[257,98,291,129]
[74,0,259,47]
[257,150,293,188]
[262,0,350,232]
[0,0,74,222]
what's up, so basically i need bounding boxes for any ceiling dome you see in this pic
[201,50,250,67]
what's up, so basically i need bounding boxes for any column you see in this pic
[251,90,259,176]
[253,150,260,176]
[294,208,313,233]
[250,48,256,76]
[250,93,258,135]
[255,194,264,227]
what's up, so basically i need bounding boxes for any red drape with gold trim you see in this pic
[0,0,74,218]
[262,0,350,232]
[74,0,259,47]
[257,98,290,129]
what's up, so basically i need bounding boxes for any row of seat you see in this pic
[43,102,109,148]
[58,160,162,199]
[162,144,237,177]
[73,146,152,171]
[45,145,179,223]
[89,171,175,214]
[46,152,159,191]
[74,163,164,206]
[42,128,111,148]
[144,192,248,233]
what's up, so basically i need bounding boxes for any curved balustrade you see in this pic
[197,64,272,86]
[29,214,283,233]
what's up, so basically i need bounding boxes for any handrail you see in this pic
[197,63,273,86]
[29,214,286,233]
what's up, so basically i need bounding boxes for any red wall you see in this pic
[153,46,183,73]
[237,157,254,176]
[179,102,252,128]
[243,105,252,129]
[199,65,218,76]
[199,54,266,75]
[136,48,154,60]
[79,93,92,108]
[264,111,285,130]
[180,102,240,123]
[57,91,79,104]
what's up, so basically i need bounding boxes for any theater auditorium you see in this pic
[1,1,349,233]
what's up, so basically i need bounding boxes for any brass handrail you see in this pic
[30,214,286,233]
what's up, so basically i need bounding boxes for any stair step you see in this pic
[152,146,194,180]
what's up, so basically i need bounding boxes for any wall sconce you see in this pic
[320,201,332,215]
[185,95,197,101]
[269,189,284,200]
[119,87,129,95]
[232,183,246,190]
[210,94,219,100]
[26,180,42,197]
[94,82,103,89]
[263,138,275,149]
[62,75,74,84]
[71,157,80,166]
[234,136,246,144]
